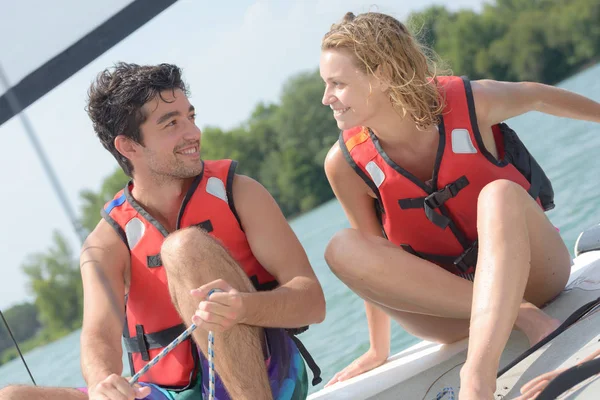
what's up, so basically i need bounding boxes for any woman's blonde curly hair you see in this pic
[322,12,450,130]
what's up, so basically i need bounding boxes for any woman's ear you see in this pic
[374,63,392,93]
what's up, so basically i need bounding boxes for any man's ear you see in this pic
[114,135,138,161]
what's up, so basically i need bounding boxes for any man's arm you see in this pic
[232,174,326,328]
[79,219,129,388]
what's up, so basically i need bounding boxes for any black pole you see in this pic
[0,0,179,127]
[0,62,86,387]
[0,0,181,387]
[0,63,87,243]
[0,309,36,385]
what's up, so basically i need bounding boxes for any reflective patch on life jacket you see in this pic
[206,177,228,203]
[451,129,477,154]
[125,217,145,249]
[366,160,386,188]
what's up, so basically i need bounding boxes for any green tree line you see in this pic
[410,0,599,84]
[2,0,598,364]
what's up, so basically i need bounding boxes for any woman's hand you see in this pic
[324,348,388,388]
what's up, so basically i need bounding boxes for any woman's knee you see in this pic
[477,179,532,222]
[478,179,527,207]
[324,228,362,275]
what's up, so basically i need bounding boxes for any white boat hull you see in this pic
[309,237,600,400]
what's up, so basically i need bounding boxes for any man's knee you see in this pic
[162,226,213,258]
[161,226,252,291]
[161,226,222,272]
[0,385,27,400]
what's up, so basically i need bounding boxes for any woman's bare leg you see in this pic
[325,179,570,397]
[459,180,570,399]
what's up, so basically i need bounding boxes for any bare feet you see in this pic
[458,303,560,400]
[458,385,495,400]
[459,366,496,400]
[515,302,561,346]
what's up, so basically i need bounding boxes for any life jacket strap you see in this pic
[401,240,478,275]
[289,333,322,386]
[453,240,478,274]
[146,254,162,268]
[426,176,470,209]
[124,323,188,360]
[398,176,470,229]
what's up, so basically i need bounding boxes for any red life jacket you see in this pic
[340,76,554,278]
[102,159,279,390]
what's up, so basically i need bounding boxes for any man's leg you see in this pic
[0,386,86,400]
[160,226,272,400]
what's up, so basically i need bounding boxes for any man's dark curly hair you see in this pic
[86,62,189,176]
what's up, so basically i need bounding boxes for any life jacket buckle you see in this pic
[424,176,469,210]
[424,184,454,209]
[424,191,443,209]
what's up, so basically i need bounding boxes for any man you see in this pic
[0,62,325,400]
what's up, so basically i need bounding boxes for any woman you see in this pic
[320,11,600,400]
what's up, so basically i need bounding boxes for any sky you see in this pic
[0,0,487,309]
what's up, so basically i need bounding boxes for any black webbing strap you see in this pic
[289,334,322,386]
[147,254,162,268]
[398,197,425,209]
[527,159,542,201]
[136,325,150,361]
[249,276,279,292]
[194,219,214,233]
[453,240,478,273]
[124,323,188,360]
[401,244,457,266]
[401,241,478,274]
[286,326,309,335]
[398,176,469,229]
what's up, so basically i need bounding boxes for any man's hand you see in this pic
[515,348,600,399]
[191,279,247,332]
[88,374,151,399]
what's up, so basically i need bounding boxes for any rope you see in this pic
[128,323,198,385]
[434,386,455,400]
[421,362,464,400]
[207,288,223,400]
[128,288,222,400]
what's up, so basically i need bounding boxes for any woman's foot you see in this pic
[458,385,494,400]
[458,303,559,400]
[516,302,561,346]
[459,365,496,400]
